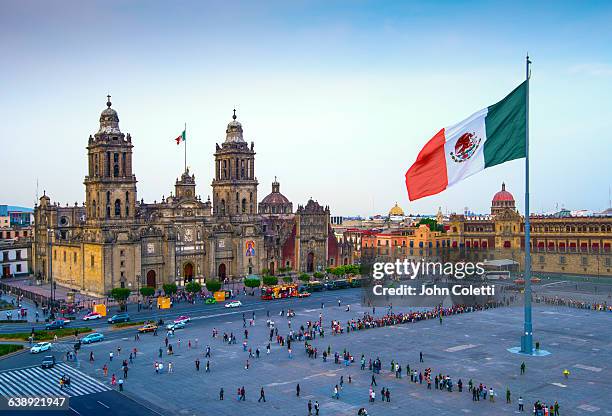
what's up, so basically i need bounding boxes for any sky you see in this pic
[1,0,611,217]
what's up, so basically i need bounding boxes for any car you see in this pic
[81,333,104,344]
[297,291,311,298]
[224,300,242,308]
[173,315,190,324]
[107,313,130,324]
[205,298,217,304]
[31,342,52,354]
[166,321,186,331]
[41,355,56,369]
[45,320,66,330]
[137,324,158,333]
[83,312,102,321]
[56,317,72,324]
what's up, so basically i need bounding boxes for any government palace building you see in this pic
[32,98,352,296]
[355,184,612,277]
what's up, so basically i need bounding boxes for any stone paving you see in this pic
[64,294,612,416]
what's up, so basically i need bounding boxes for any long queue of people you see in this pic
[535,295,611,311]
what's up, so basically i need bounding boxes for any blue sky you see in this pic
[1,0,611,216]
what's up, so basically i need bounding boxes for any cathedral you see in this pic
[32,97,352,296]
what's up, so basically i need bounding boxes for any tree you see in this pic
[139,286,155,298]
[162,283,178,296]
[418,218,445,233]
[244,277,261,288]
[313,271,324,280]
[261,268,270,275]
[282,276,293,283]
[185,281,202,294]
[298,273,310,283]
[331,266,345,277]
[205,279,222,293]
[262,275,278,286]
[110,287,131,311]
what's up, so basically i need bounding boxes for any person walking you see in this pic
[518,396,524,411]
[103,364,108,377]
[520,362,526,375]
[333,385,339,399]
[168,362,173,374]
[219,387,224,400]
[308,400,312,415]
[206,360,210,372]
[314,401,320,415]
[109,351,113,362]
[258,387,266,402]
[240,386,246,401]
[296,383,300,397]
[420,351,423,362]
[506,387,511,404]
[118,378,124,391]
[371,374,377,386]
[195,359,200,371]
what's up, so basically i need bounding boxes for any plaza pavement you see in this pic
[55,293,612,416]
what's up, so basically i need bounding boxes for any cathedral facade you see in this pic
[32,98,352,296]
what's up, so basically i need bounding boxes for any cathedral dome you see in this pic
[492,183,514,202]
[389,202,404,217]
[97,95,121,135]
[225,109,245,143]
[259,179,293,214]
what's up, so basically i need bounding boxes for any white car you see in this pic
[224,300,242,308]
[166,321,186,331]
[31,342,52,354]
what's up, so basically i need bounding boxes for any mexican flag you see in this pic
[175,129,186,145]
[405,81,527,201]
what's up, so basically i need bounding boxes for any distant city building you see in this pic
[1,241,30,277]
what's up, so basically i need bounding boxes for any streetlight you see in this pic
[46,228,55,316]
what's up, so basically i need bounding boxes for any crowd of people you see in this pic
[535,295,611,311]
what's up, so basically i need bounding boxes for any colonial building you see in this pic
[32,98,352,296]
[358,183,611,277]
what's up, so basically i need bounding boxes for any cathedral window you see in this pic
[90,255,94,267]
[106,206,111,219]
[92,200,97,218]
[222,160,227,179]
[106,191,110,204]
[220,199,226,215]
[242,198,247,213]
[125,192,130,216]
[115,199,121,217]
[113,153,119,177]
[241,160,245,178]
[122,152,126,176]
[105,152,111,177]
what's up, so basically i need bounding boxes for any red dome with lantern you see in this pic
[491,183,516,216]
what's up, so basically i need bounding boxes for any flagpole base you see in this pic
[508,346,551,357]
[520,333,533,354]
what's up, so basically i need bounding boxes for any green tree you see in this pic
[262,275,278,286]
[282,275,293,283]
[185,281,202,294]
[261,268,270,275]
[110,287,131,311]
[244,277,261,288]
[139,286,155,298]
[331,266,345,277]
[162,283,178,296]
[205,279,222,293]
[418,218,445,233]
[313,271,324,280]
[298,273,311,283]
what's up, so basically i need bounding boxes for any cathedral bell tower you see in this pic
[212,110,258,216]
[84,96,137,223]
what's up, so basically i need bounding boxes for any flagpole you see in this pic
[521,54,533,354]
[184,122,187,173]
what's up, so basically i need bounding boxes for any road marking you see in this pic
[445,344,478,352]
[550,382,567,388]
[70,407,82,415]
[190,308,264,321]
[97,401,110,408]
[574,364,602,372]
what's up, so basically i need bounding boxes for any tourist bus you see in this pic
[261,284,298,300]
[307,281,325,292]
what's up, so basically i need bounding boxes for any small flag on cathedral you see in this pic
[175,129,186,145]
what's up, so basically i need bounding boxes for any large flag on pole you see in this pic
[175,129,186,145]
[405,82,527,201]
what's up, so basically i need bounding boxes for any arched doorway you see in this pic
[344,257,349,265]
[307,252,314,273]
[269,262,275,276]
[218,263,226,280]
[183,263,194,283]
[146,270,156,287]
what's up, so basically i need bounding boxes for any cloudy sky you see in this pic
[1,0,611,217]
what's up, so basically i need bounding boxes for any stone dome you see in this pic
[225,109,245,143]
[389,202,405,217]
[97,95,121,135]
[259,179,293,215]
